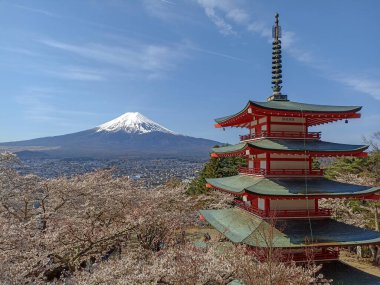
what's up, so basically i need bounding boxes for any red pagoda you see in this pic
[200,14,380,262]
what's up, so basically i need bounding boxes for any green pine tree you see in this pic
[187,148,245,195]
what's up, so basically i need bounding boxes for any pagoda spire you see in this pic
[268,13,288,101]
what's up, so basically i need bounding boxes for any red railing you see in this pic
[238,166,324,177]
[290,249,339,262]
[234,200,332,218]
[249,247,339,263]
[272,208,331,218]
[240,131,321,141]
[235,200,266,216]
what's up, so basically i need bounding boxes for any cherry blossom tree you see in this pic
[0,153,330,284]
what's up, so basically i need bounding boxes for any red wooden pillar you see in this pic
[304,120,308,134]
[309,157,312,173]
[314,199,318,211]
[266,152,270,174]
[265,198,270,216]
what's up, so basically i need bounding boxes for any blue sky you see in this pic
[0,0,379,145]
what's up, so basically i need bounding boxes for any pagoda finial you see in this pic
[274,13,280,40]
[268,13,288,101]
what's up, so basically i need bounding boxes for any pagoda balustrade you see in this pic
[238,166,324,177]
[249,247,339,262]
[240,131,321,141]
[234,200,332,219]
[290,248,339,262]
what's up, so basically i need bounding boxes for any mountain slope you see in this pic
[0,112,219,159]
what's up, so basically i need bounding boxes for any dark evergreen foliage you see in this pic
[187,149,245,195]
[325,151,380,185]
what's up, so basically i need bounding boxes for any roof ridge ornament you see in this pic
[267,13,288,102]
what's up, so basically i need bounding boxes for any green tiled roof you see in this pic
[206,175,380,196]
[200,208,380,248]
[215,100,362,124]
[212,139,368,154]
[212,143,248,154]
[207,175,261,194]
[249,100,362,113]
[215,113,241,124]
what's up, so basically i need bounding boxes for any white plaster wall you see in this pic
[259,117,267,124]
[258,198,265,210]
[270,199,314,210]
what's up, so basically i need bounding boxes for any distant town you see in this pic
[15,158,205,187]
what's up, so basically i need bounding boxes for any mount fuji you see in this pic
[96,112,175,134]
[0,112,220,159]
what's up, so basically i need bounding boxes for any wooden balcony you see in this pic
[234,200,332,219]
[238,166,324,177]
[240,131,321,141]
[249,247,339,262]
[291,249,339,262]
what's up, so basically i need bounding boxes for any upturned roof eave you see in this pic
[249,100,362,114]
[205,175,380,197]
[245,144,369,154]
[211,143,248,155]
[211,140,369,156]
[214,101,251,124]
[200,208,380,248]
[244,187,380,198]
[214,100,362,126]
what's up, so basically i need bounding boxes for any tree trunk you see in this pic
[375,205,379,231]
[356,246,363,258]
[375,246,380,265]
[370,245,377,262]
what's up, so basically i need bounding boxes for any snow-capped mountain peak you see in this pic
[96,112,175,134]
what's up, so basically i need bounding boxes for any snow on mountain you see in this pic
[0,111,220,159]
[96,112,175,134]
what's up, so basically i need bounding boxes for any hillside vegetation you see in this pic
[187,146,245,195]
[0,152,329,284]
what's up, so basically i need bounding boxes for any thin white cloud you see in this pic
[47,66,107,81]
[15,88,56,122]
[142,0,197,24]
[13,4,58,18]
[187,45,244,61]
[197,0,239,35]
[225,8,249,25]
[40,39,188,79]
[160,0,176,5]
[334,75,380,101]
[197,0,380,101]
[16,87,98,123]
[247,21,271,39]
[204,7,236,35]
[197,0,310,65]
[0,46,41,57]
